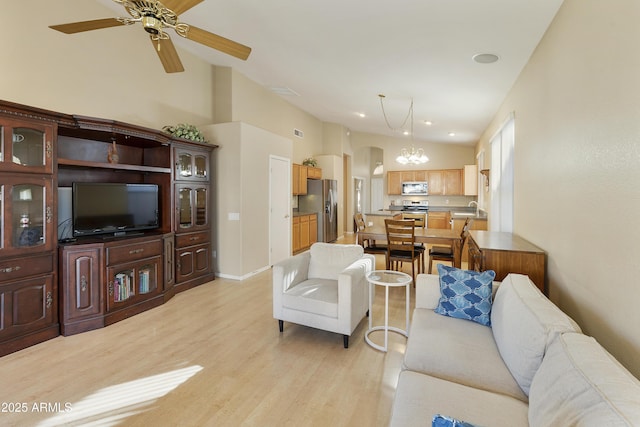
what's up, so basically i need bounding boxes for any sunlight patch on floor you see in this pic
[37,365,203,427]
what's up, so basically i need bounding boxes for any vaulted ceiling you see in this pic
[93,0,564,146]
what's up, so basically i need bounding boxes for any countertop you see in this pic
[469,230,544,253]
[292,211,318,217]
[366,207,487,220]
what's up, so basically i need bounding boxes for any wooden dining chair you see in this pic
[354,213,387,255]
[385,219,421,284]
[428,217,473,273]
[402,212,427,270]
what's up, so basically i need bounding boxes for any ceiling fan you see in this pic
[49,0,251,73]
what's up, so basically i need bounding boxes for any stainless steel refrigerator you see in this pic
[298,179,338,243]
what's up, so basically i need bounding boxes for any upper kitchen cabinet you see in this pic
[387,169,462,195]
[464,165,478,196]
[0,118,54,174]
[292,164,321,195]
[428,169,462,196]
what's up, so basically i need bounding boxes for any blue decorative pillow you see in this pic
[433,414,479,427]
[435,264,495,326]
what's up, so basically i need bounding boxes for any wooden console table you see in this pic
[467,230,546,294]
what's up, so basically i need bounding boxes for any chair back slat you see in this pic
[385,219,416,253]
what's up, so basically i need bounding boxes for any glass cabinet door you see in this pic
[174,148,209,181]
[178,186,193,229]
[176,184,209,231]
[194,154,208,179]
[195,187,207,226]
[177,152,193,178]
[1,119,54,173]
[0,176,54,256]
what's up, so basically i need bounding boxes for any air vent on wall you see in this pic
[294,128,304,138]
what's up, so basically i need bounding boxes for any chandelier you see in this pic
[396,146,429,165]
[378,94,429,165]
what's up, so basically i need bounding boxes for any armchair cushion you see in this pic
[308,243,364,280]
[282,278,339,317]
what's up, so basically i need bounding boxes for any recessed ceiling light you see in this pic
[424,120,432,126]
[358,112,366,118]
[472,53,500,64]
[448,132,456,137]
[403,130,410,136]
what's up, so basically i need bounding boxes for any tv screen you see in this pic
[72,182,159,237]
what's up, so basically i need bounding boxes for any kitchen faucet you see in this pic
[468,200,479,214]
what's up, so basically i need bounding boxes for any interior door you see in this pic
[269,156,291,265]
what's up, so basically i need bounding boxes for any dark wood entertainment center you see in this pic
[0,100,217,356]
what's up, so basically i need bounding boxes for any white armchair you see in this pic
[273,243,375,348]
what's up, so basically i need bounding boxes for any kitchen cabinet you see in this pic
[292,213,318,254]
[307,166,322,180]
[292,163,308,195]
[292,164,322,195]
[464,165,478,196]
[468,230,546,294]
[388,169,462,195]
[427,211,451,229]
[387,171,402,195]
[427,171,444,195]
[428,169,463,196]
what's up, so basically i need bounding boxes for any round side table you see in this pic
[365,270,411,352]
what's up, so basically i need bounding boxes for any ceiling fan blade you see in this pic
[49,18,125,34]
[151,36,185,73]
[185,25,251,60]
[163,0,204,16]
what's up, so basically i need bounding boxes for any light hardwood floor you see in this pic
[0,235,429,427]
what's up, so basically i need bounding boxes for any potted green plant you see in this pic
[162,123,206,142]
[302,157,318,167]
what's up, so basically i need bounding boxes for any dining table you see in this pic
[357,224,463,269]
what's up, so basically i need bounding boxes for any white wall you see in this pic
[1,0,216,129]
[476,0,640,377]
[202,122,292,279]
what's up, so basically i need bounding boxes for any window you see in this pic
[490,114,515,232]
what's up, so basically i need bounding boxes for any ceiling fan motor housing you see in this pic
[142,15,161,35]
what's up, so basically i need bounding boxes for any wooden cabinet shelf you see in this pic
[57,157,171,174]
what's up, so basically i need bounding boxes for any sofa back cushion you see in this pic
[490,274,581,395]
[529,333,640,426]
[308,243,364,280]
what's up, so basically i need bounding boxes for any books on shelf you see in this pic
[113,272,134,302]
[139,269,150,294]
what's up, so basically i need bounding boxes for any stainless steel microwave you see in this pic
[402,181,428,195]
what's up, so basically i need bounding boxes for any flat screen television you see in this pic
[72,182,159,237]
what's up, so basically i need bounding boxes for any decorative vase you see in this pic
[108,141,119,164]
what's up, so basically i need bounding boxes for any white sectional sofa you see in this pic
[389,273,640,427]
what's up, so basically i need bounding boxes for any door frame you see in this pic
[269,155,291,265]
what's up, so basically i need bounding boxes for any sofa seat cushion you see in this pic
[491,274,582,396]
[308,243,364,280]
[389,370,529,427]
[403,308,528,402]
[529,333,640,426]
[282,279,338,318]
